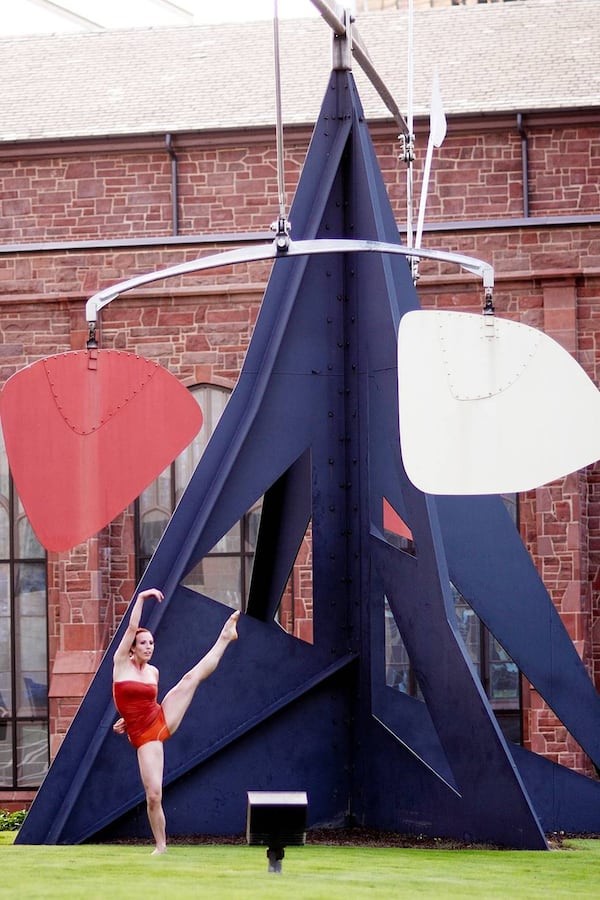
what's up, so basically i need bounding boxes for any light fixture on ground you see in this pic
[246,791,308,873]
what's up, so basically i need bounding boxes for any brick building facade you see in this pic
[1,1,599,809]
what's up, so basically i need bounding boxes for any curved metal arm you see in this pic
[85,238,494,325]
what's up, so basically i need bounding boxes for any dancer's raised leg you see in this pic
[162,610,239,736]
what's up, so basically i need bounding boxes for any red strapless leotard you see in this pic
[113,681,171,749]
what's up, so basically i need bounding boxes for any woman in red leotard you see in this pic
[112,587,239,855]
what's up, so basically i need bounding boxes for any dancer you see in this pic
[112,587,239,854]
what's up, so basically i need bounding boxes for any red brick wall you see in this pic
[0,142,306,243]
[0,110,599,803]
[0,155,173,241]
[380,121,600,223]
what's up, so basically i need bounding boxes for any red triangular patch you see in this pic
[0,350,202,551]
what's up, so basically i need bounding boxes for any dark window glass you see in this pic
[0,429,48,789]
[384,494,521,743]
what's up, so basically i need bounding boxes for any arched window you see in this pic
[0,429,49,789]
[136,385,261,610]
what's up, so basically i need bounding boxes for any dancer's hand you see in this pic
[113,717,127,735]
[138,588,164,604]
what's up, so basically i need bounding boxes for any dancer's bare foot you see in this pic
[151,846,167,856]
[222,610,240,643]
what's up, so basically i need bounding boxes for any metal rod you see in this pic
[310,0,346,35]
[415,134,434,251]
[85,237,494,324]
[517,113,530,218]
[165,134,179,237]
[351,40,408,133]
[406,0,416,282]
[407,0,414,143]
[310,0,408,132]
[273,0,287,223]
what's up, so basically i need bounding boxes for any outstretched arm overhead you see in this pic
[112,588,163,671]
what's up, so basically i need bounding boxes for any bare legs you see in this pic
[161,610,239,736]
[135,610,239,854]
[137,740,167,854]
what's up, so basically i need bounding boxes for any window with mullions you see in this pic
[385,591,521,742]
[0,429,49,789]
[384,494,521,744]
[452,588,521,742]
[136,385,262,610]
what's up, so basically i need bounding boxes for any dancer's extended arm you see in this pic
[113,588,163,668]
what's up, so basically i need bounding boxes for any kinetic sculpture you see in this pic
[13,4,600,849]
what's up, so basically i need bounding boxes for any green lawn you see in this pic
[1,837,599,899]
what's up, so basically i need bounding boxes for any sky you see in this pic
[0,0,356,35]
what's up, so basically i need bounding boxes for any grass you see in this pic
[1,836,599,898]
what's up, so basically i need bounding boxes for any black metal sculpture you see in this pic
[17,60,600,850]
